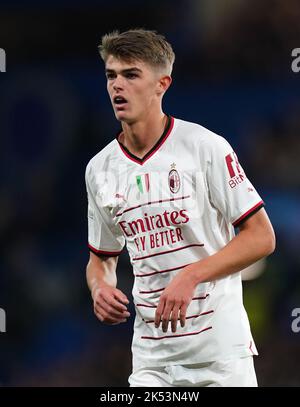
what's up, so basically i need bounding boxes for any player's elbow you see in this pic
[261,227,276,257]
[241,210,276,258]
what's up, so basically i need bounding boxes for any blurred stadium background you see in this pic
[0,0,300,386]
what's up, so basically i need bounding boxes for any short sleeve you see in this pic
[206,135,264,227]
[85,163,125,256]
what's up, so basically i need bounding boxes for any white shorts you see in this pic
[128,356,258,387]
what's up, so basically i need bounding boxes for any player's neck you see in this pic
[120,111,167,158]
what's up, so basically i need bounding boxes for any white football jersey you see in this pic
[85,116,264,370]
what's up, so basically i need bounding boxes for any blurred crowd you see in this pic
[0,0,299,386]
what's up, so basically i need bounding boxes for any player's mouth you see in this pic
[113,95,128,110]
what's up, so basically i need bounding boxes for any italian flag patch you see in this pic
[136,174,150,193]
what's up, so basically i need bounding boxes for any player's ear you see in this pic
[156,75,172,96]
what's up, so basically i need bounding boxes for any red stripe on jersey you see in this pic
[139,287,165,294]
[192,294,210,300]
[136,303,157,308]
[116,195,191,217]
[143,310,214,324]
[232,201,264,227]
[135,263,192,277]
[133,243,204,261]
[141,326,212,340]
[139,287,210,297]
[135,295,209,309]
[88,243,122,257]
[186,310,214,318]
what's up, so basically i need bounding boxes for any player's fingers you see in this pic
[180,303,188,328]
[154,297,166,328]
[94,309,104,322]
[104,295,130,313]
[114,289,129,305]
[94,308,127,325]
[161,300,175,333]
[171,305,181,333]
[94,302,130,319]
[95,290,129,313]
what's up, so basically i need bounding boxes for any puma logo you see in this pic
[115,193,127,202]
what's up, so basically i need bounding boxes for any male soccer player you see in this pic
[85,29,275,387]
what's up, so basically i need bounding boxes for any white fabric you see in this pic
[128,356,258,387]
[85,117,263,370]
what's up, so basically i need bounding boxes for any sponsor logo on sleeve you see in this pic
[225,152,246,189]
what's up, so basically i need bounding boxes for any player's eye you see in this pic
[106,73,116,80]
[126,73,138,79]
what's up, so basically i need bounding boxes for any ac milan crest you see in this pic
[168,163,180,193]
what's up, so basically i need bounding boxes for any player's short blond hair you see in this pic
[98,29,175,76]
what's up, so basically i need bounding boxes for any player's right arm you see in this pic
[86,251,130,325]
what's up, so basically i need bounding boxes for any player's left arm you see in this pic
[154,207,275,333]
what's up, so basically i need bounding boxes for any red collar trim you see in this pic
[116,116,174,165]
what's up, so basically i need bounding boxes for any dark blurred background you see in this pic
[0,0,300,387]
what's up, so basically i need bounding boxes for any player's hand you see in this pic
[92,283,130,325]
[154,269,197,333]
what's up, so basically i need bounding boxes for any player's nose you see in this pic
[113,75,125,91]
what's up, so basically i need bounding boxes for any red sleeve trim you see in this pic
[232,201,265,227]
[88,243,123,257]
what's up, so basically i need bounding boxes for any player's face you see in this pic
[105,55,163,123]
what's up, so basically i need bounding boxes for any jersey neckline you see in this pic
[115,115,174,165]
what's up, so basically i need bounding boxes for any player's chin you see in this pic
[114,109,134,123]
[114,109,127,121]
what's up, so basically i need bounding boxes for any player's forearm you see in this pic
[86,256,118,297]
[185,226,275,286]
